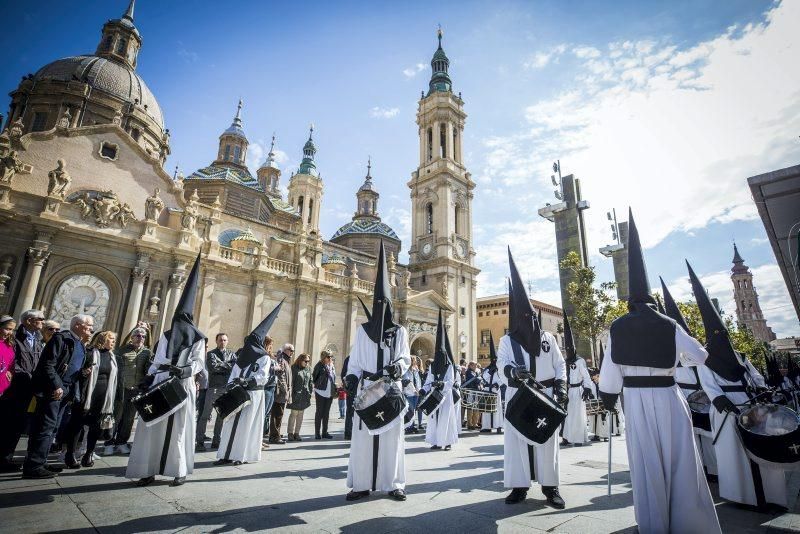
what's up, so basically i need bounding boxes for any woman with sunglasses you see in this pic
[286,353,313,441]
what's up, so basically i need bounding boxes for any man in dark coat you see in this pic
[0,310,44,471]
[22,314,94,478]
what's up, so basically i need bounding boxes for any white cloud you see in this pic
[245,141,265,170]
[403,63,427,78]
[523,44,567,70]
[369,106,400,119]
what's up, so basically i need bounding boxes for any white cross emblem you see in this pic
[541,340,551,353]
[536,417,547,428]
[375,411,385,421]
[144,404,153,414]
[789,443,800,455]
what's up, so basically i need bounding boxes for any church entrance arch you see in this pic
[410,333,435,363]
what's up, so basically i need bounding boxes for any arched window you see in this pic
[439,123,447,158]
[454,204,460,234]
[103,35,114,51]
[741,300,746,311]
[426,203,433,235]
[298,196,304,216]
[453,127,459,162]
[308,198,314,224]
[116,38,128,55]
[234,145,241,163]
[427,128,433,162]
[224,145,231,161]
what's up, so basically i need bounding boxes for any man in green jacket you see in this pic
[112,327,152,454]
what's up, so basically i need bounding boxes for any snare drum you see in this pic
[419,388,444,416]
[133,376,188,427]
[213,384,251,422]
[461,390,498,413]
[354,378,408,435]
[687,390,712,437]
[737,403,800,470]
[585,398,605,416]
[506,382,567,445]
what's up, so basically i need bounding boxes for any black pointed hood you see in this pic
[238,299,284,368]
[608,213,676,369]
[626,209,656,307]
[507,247,540,358]
[599,343,605,368]
[362,241,398,344]
[659,277,692,336]
[487,331,498,371]
[655,295,666,314]
[164,254,206,366]
[357,296,372,321]
[431,309,452,379]
[562,311,577,363]
[687,260,745,382]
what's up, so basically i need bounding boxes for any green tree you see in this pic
[560,251,618,363]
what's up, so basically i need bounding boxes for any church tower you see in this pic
[214,99,248,168]
[407,29,479,362]
[257,134,282,198]
[731,243,775,343]
[287,126,323,235]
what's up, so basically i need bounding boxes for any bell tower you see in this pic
[287,125,323,235]
[731,243,776,343]
[407,29,479,362]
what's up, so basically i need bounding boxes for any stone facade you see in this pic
[730,244,776,343]
[0,6,479,374]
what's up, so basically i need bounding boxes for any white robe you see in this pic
[562,358,592,444]
[599,328,721,534]
[126,335,206,480]
[675,365,717,476]
[497,332,566,489]
[698,357,788,508]
[217,355,271,463]
[588,381,624,438]
[423,363,460,447]
[346,326,411,492]
[480,367,504,430]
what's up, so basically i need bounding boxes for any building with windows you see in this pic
[0,1,476,371]
[476,294,563,364]
[730,243,776,343]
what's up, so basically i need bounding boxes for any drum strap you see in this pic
[510,340,535,379]
[372,339,386,492]
[527,444,536,481]
[749,460,767,508]
[676,382,701,391]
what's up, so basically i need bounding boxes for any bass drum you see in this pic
[506,382,566,445]
[737,403,800,471]
[132,376,188,427]
[213,384,251,422]
[354,378,408,436]
[687,390,712,437]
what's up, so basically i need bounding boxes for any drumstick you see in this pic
[607,410,613,497]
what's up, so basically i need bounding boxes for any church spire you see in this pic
[428,26,452,95]
[122,0,136,22]
[95,0,142,69]
[731,242,747,274]
[298,124,318,176]
[222,99,246,139]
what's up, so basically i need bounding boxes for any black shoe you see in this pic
[344,434,351,440]
[444,445,452,451]
[213,459,233,466]
[505,488,528,504]
[480,429,492,433]
[233,461,242,466]
[321,433,333,439]
[590,435,601,442]
[136,476,155,487]
[430,445,442,450]
[171,476,186,486]
[64,455,80,469]
[22,467,56,479]
[45,464,63,473]
[195,443,207,453]
[269,439,286,445]
[388,489,407,501]
[346,490,370,501]
[80,453,94,468]
[315,435,322,440]
[542,486,565,509]
[560,439,570,446]
[496,429,503,434]
[0,460,20,472]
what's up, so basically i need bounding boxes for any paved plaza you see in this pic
[2,408,800,534]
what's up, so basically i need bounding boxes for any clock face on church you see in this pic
[422,243,432,257]
[457,242,467,259]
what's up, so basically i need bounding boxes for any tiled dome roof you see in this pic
[331,218,399,241]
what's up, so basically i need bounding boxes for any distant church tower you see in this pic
[407,29,479,362]
[731,243,775,343]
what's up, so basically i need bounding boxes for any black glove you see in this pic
[345,374,359,396]
[712,395,740,415]
[383,363,402,380]
[512,367,532,382]
[169,365,192,379]
[138,374,155,392]
[433,380,445,391]
[246,377,258,390]
[419,389,427,397]
[553,379,568,408]
[599,391,619,410]
[582,387,594,401]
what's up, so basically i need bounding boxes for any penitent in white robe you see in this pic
[481,367,504,430]
[423,363,461,448]
[588,381,624,438]
[126,335,206,480]
[562,358,592,444]
[675,365,717,476]
[497,332,566,489]
[699,357,788,508]
[346,326,411,493]
[600,329,721,534]
[217,355,271,463]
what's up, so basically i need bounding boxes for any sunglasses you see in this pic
[47,327,58,332]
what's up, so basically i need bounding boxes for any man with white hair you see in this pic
[41,320,60,344]
[23,314,94,479]
[0,310,44,471]
[113,327,153,453]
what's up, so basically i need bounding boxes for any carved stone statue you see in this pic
[117,203,136,227]
[0,150,22,183]
[112,109,123,126]
[180,199,198,231]
[441,277,449,299]
[91,191,121,228]
[47,159,71,198]
[74,192,92,218]
[57,109,72,129]
[144,187,164,221]
[8,118,23,140]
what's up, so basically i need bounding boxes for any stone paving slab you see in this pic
[1,410,799,533]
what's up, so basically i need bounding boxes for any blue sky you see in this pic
[3,0,799,337]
